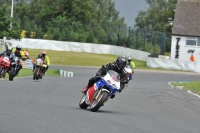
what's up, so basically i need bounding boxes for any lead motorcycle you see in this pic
[79,70,120,112]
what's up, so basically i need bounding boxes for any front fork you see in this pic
[95,89,102,100]
[95,88,110,103]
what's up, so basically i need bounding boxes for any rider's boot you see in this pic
[130,74,132,80]
[110,94,115,99]
[81,85,88,93]
[16,69,19,76]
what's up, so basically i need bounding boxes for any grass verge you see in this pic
[3,68,59,79]
[173,81,200,95]
[28,49,147,67]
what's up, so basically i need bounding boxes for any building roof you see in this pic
[172,1,200,37]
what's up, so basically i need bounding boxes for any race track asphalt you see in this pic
[0,65,200,133]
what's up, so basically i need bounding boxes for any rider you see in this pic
[0,46,15,78]
[127,57,135,80]
[41,51,50,73]
[0,46,15,60]
[12,45,26,75]
[33,54,45,72]
[81,55,128,99]
[32,54,45,72]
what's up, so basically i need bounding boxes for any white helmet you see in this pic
[128,57,132,62]
[7,46,13,51]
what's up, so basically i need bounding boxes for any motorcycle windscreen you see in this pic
[36,58,43,66]
[107,70,120,82]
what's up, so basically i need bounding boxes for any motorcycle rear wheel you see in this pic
[90,91,109,112]
[79,94,89,109]
[0,68,6,78]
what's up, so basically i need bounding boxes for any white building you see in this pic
[171,0,200,62]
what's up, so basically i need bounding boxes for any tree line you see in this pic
[0,0,176,53]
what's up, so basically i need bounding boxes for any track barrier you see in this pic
[56,69,74,77]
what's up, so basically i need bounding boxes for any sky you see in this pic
[113,0,149,27]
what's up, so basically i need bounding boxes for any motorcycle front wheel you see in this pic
[79,94,89,109]
[0,68,3,77]
[9,67,15,81]
[33,68,39,80]
[90,91,109,112]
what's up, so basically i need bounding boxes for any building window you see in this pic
[186,38,197,46]
[198,38,200,46]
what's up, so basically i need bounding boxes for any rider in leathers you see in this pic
[82,56,128,99]
[12,45,26,75]
[0,46,15,60]
[0,47,15,77]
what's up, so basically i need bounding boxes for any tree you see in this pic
[0,5,20,40]
[134,0,177,52]
[3,0,127,45]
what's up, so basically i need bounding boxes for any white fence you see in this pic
[9,38,150,61]
[147,57,200,73]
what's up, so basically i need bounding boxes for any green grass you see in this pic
[28,49,147,67]
[26,49,178,71]
[173,81,200,95]
[3,68,59,79]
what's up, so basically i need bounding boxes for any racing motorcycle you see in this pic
[0,55,11,78]
[79,70,120,112]
[32,58,46,80]
[124,65,133,81]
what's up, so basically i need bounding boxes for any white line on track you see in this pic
[169,81,200,99]
[187,90,200,98]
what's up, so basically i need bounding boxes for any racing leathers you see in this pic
[127,60,135,80]
[12,48,26,75]
[0,50,15,61]
[42,55,50,73]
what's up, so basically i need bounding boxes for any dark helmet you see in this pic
[16,45,22,51]
[116,56,127,70]
[38,54,43,58]
[128,57,132,62]
[42,51,46,57]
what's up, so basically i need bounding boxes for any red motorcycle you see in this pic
[0,55,11,78]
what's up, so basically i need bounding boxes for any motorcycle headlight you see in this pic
[111,84,117,89]
[106,80,111,85]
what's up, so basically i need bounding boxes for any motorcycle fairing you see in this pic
[87,84,97,104]
[0,56,10,68]
[86,71,120,105]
